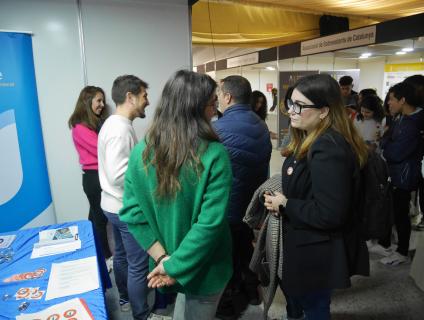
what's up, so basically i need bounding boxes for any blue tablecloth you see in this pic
[0,220,111,319]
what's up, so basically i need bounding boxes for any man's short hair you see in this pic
[389,82,417,107]
[404,74,424,88]
[404,74,424,106]
[221,75,252,105]
[339,75,353,86]
[112,75,149,105]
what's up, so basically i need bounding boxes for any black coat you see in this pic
[280,128,369,296]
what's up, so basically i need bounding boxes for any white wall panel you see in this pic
[292,57,308,70]
[81,0,191,137]
[307,55,334,71]
[216,67,242,79]
[358,57,386,97]
[0,0,192,223]
[278,59,294,71]
[334,58,358,70]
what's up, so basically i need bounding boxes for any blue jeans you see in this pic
[173,290,224,320]
[104,211,150,320]
[283,289,332,320]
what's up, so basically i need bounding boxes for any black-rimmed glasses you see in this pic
[287,98,321,115]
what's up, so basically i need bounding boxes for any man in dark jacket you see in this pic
[214,76,272,319]
[404,75,424,231]
[339,75,359,119]
[380,81,424,266]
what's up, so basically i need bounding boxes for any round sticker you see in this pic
[64,309,77,317]
[287,167,294,175]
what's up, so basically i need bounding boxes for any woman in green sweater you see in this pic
[119,70,233,320]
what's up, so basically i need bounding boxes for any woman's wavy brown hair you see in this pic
[284,74,368,168]
[68,86,106,131]
[143,70,219,198]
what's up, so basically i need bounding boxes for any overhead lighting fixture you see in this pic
[396,51,407,55]
[359,53,372,59]
[265,66,276,71]
[402,47,414,52]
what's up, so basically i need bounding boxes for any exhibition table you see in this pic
[0,220,111,319]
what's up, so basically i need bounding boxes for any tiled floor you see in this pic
[105,236,424,320]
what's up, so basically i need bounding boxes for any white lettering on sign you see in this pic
[300,26,376,56]
[227,52,259,68]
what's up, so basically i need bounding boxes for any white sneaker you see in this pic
[380,251,408,266]
[106,256,113,273]
[368,244,392,257]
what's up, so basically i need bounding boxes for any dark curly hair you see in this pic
[358,94,385,122]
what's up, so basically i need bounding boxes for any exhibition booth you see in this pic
[194,12,424,292]
[195,13,424,149]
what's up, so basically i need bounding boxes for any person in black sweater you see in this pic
[264,74,369,320]
[404,75,424,231]
[379,82,424,265]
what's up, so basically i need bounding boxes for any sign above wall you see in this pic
[227,52,259,68]
[300,25,376,56]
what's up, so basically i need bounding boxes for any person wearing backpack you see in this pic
[264,74,369,320]
[350,93,394,256]
[379,82,424,266]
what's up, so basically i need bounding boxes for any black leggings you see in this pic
[229,222,259,291]
[380,188,411,256]
[82,170,112,259]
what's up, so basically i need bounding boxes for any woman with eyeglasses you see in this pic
[263,74,369,320]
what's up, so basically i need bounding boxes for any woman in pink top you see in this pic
[68,86,112,266]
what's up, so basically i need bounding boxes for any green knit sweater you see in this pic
[119,140,233,295]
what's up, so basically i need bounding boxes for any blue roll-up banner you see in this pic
[0,32,56,232]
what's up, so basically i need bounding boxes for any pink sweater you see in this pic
[72,123,99,170]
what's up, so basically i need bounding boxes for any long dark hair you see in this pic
[143,70,219,198]
[251,90,267,120]
[286,74,368,168]
[68,86,106,131]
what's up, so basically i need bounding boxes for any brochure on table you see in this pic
[45,256,100,301]
[16,298,94,320]
[31,226,81,259]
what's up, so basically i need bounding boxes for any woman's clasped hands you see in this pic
[147,256,177,288]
